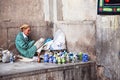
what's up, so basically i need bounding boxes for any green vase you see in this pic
[62,58,66,64]
[79,52,83,61]
[57,57,61,64]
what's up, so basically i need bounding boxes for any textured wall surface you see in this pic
[0,0,120,80]
[0,21,53,54]
[62,0,97,21]
[0,0,44,22]
[0,0,53,53]
[54,21,96,61]
[96,16,120,80]
[55,0,120,79]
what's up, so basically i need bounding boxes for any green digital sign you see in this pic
[98,0,120,15]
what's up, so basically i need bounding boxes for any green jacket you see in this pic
[15,32,37,58]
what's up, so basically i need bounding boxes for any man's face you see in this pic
[23,27,31,36]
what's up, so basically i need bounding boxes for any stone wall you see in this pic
[0,0,44,22]
[54,21,96,61]
[0,21,53,52]
[51,0,97,61]
[55,0,120,80]
[1,0,120,79]
[61,0,97,21]
[0,0,53,53]
[96,16,120,80]
[0,62,96,80]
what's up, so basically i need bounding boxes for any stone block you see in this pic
[0,0,44,23]
[0,61,96,80]
[0,28,7,49]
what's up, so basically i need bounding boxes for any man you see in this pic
[15,24,45,62]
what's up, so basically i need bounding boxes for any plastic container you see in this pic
[79,52,83,61]
[44,53,49,63]
[82,53,89,62]
[57,57,61,64]
[66,54,70,63]
[69,52,73,62]
[53,57,57,63]
[49,55,53,63]
[10,52,14,63]
[61,57,66,64]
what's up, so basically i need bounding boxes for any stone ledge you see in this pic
[0,61,96,80]
[54,21,95,25]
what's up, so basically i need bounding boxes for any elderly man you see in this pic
[15,24,45,62]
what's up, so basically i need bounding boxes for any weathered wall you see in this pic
[96,16,120,80]
[1,0,120,79]
[54,0,120,80]
[53,0,97,60]
[54,21,96,61]
[62,0,97,21]
[0,0,53,53]
[0,0,44,22]
[0,22,53,52]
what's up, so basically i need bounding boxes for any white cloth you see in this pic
[17,55,33,62]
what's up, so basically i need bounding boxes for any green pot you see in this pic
[57,57,61,64]
[79,52,83,61]
[62,58,66,64]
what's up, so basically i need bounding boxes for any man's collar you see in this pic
[22,32,28,39]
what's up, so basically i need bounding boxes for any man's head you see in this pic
[20,24,31,36]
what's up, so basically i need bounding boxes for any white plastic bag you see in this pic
[43,40,53,50]
[2,50,11,63]
[50,29,66,50]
